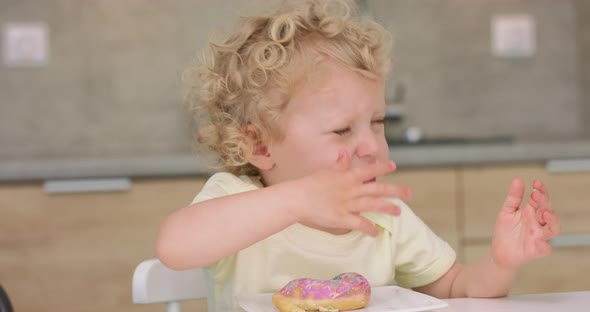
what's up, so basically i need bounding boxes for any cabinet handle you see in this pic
[44,177,131,194]
[549,234,590,248]
[546,158,590,173]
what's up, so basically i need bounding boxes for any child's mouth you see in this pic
[363,178,376,184]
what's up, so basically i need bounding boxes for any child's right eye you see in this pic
[333,128,350,136]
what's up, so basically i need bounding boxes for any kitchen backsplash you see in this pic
[0,0,589,162]
[369,0,588,141]
[578,1,590,137]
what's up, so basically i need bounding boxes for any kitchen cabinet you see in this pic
[381,168,459,251]
[464,244,590,294]
[0,178,208,312]
[1,163,587,311]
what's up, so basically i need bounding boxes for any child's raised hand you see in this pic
[491,178,561,269]
[292,150,412,237]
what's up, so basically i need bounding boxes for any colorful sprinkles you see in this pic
[278,272,371,300]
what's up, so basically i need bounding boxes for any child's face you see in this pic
[262,58,390,185]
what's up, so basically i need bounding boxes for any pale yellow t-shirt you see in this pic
[192,172,456,312]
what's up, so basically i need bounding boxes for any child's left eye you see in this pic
[333,127,350,136]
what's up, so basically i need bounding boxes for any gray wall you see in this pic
[0,0,266,162]
[370,0,586,141]
[1,0,589,165]
[577,0,590,137]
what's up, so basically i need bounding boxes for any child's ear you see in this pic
[244,125,275,171]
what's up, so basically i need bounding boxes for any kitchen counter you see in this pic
[1,139,590,181]
[435,291,590,312]
[389,138,590,168]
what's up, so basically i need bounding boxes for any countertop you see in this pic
[388,137,590,167]
[435,291,590,312]
[1,138,590,182]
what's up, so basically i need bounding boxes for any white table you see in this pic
[434,291,590,312]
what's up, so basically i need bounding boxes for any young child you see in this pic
[157,1,561,311]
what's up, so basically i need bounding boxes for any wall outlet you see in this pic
[2,23,49,67]
[491,14,536,58]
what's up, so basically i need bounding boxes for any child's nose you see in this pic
[355,133,379,159]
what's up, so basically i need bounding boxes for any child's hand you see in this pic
[491,179,561,270]
[292,150,412,237]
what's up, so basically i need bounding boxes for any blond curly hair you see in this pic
[183,0,393,176]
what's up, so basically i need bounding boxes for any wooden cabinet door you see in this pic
[0,178,208,312]
[462,164,590,241]
[464,244,590,294]
[381,168,459,251]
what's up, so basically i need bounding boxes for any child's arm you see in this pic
[156,152,411,270]
[156,181,303,270]
[414,178,560,298]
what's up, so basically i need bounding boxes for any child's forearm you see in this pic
[156,182,300,270]
[450,248,517,298]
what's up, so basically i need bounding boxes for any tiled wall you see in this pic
[576,0,590,136]
[369,0,586,141]
[0,0,267,161]
[0,0,588,163]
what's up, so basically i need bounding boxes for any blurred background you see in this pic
[0,1,589,311]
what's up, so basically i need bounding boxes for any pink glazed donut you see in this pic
[272,272,371,312]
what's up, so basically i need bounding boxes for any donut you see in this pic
[272,272,371,312]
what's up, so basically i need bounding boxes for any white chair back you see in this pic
[132,258,208,312]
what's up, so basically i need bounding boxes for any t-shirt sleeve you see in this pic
[189,172,260,276]
[392,199,457,289]
[192,174,228,204]
[191,172,250,204]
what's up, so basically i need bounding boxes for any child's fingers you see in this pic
[344,215,378,237]
[352,198,400,215]
[533,179,551,201]
[334,149,352,171]
[501,178,525,213]
[531,188,551,208]
[531,189,551,206]
[359,182,412,200]
[530,191,545,224]
[352,160,396,182]
[533,239,553,258]
[531,189,555,225]
[531,180,555,219]
[541,211,561,239]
